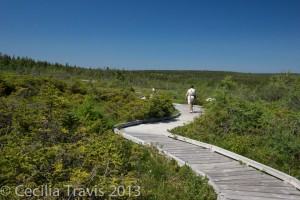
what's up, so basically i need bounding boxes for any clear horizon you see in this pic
[1,0,299,73]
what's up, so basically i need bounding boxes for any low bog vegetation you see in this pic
[0,54,216,199]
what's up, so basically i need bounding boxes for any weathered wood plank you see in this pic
[163,146,213,153]
[183,158,233,165]
[172,156,226,163]
[224,193,290,200]
[186,154,232,159]
[129,136,171,141]
[212,174,278,182]
[164,144,202,148]
[152,141,191,146]
[214,178,282,185]
[168,151,218,156]
[162,150,210,154]
[206,169,263,177]
[165,148,205,152]
[219,185,300,195]
[203,166,255,172]
[129,133,165,137]
[167,150,218,155]
[187,157,231,162]
[191,161,241,169]
[222,190,300,200]
[217,181,292,188]
[159,144,206,149]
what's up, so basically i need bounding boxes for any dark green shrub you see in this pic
[259,84,286,101]
[0,78,14,96]
[258,74,296,102]
[142,93,174,119]
[68,80,87,94]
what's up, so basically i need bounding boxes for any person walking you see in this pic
[186,85,196,113]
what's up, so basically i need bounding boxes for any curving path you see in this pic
[115,104,300,200]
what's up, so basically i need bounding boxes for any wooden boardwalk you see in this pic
[114,104,300,200]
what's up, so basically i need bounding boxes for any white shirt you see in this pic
[187,88,196,96]
[187,88,196,104]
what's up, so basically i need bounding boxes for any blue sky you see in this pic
[1,0,299,73]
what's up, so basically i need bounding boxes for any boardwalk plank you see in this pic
[222,190,300,200]
[169,151,219,156]
[206,169,263,177]
[203,167,255,173]
[191,161,241,169]
[224,193,292,200]
[182,158,233,165]
[219,185,300,194]
[212,174,278,181]
[168,151,219,156]
[162,149,209,153]
[214,179,283,186]
[217,181,293,187]
[166,149,215,153]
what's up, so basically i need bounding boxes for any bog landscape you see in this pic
[0,54,299,199]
